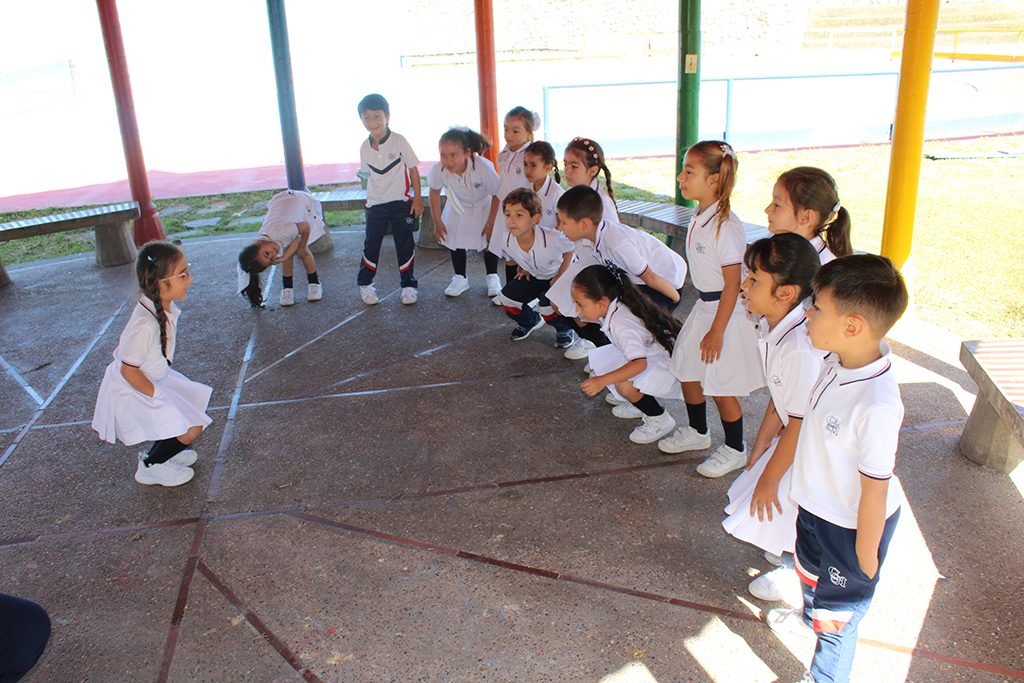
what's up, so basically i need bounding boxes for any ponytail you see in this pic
[525,140,561,184]
[504,106,539,137]
[777,166,852,257]
[238,243,266,308]
[687,140,737,234]
[824,206,852,258]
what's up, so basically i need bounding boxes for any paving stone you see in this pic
[227,216,264,227]
[183,217,222,228]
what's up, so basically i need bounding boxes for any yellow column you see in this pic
[881,0,940,269]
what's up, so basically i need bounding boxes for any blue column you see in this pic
[266,0,305,190]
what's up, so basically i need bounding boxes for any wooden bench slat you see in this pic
[0,202,140,242]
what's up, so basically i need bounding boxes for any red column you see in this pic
[474,0,499,164]
[96,0,164,246]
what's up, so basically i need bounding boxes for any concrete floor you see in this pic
[1,229,1022,682]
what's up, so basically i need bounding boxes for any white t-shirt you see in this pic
[535,176,565,230]
[360,130,420,207]
[809,235,837,264]
[427,157,500,209]
[790,343,905,529]
[114,297,179,382]
[685,200,746,293]
[500,225,575,280]
[600,298,659,362]
[755,302,826,427]
[496,144,530,199]
[593,220,687,289]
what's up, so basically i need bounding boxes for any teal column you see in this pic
[675,0,700,207]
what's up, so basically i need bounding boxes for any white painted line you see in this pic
[0,354,44,406]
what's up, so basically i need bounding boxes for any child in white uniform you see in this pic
[92,242,212,487]
[574,264,683,445]
[659,141,764,477]
[427,128,501,298]
[764,166,852,264]
[237,189,326,308]
[563,137,619,223]
[721,234,826,604]
[522,141,564,230]
[489,106,540,301]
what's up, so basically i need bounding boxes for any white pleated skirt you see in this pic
[487,212,508,256]
[670,299,764,396]
[92,361,213,446]
[440,202,490,251]
[544,252,600,317]
[588,345,683,402]
[722,437,797,557]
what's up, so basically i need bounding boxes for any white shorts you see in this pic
[722,437,797,557]
[670,299,764,396]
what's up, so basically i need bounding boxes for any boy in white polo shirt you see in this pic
[357,93,423,306]
[767,254,909,683]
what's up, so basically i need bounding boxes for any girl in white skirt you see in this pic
[428,128,501,298]
[92,242,212,487]
[721,234,825,603]
[574,264,683,445]
[658,141,765,476]
[764,166,853,264]
[237,189,326,308]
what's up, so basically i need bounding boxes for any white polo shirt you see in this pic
[593,220,687,289]
[496,144,530,199]
[427,156,500,209]
[258,190,324,250]
[810,235,837,264]
[360,130,420,207]
[535,176,565,230]
[685,200,746,293]
[500,225,574,280]
[589,178,619,223]
[790,343,904,529]
[115,297,179,381]
[600,299,658,362]
[756,302,826,428]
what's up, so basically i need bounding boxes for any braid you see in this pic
[238,243,266,308]
[136,241,183,362]
[601,164,615,204]
[552,166,562,184]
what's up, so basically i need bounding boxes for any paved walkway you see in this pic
[1,230,1022,682]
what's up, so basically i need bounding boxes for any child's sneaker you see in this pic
[555,330,576,349]
[401,287,418,305]
[612,402,644,419]
[279,288,295,307]
[486,273,502,297]
[765,607,815,644]
[605,392,627,406]
[134,456,193,487]
[765,550,786,567]
[510,318,545,341]
[491,295,503,306]
[563,338,595,360]
[307,283,323,301]
[629,412,677,444]
[169,449,198,468]
[749,567,801,606]
[445,275,470,297]
[696,443,747,478]
[657,426,712,454]
[359,285,379,305]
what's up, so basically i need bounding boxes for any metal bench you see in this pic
[0,202,140,287]
[959,339,1024,473]
[616,198,771,243]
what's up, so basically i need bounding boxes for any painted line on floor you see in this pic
[157,518,208,683]
[0,354,44,406]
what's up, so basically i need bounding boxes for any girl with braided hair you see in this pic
[92,241,212,487]
[572,264,682,445]
[563,137,619,223]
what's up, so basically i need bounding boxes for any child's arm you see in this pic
[409,167,424,217]
[637,266,681,304]
[273,222,310,263]
[482,196,499,239]
[429,189,446,242]
[748,399,784,468]
[855,475,889,579]
[749,416,803,522]
[700,263,741,363]
[581,358,646,396]
[120,363,155,398]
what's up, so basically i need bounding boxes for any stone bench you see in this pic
[0,202,140,287]
[615,198,771,243]
[959,339,1024,473]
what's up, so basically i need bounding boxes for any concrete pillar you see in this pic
[94,220,137,266]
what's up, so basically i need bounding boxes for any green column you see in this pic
[675,0,700,207]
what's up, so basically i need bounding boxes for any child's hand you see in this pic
[514,267,530,280]
[482,222,494,240]
[746,438,772,469]
[580,376,606,396]
[699,328,724,363]
[749,473,783,522]
[411,197,424,217]
[857,552,879,580]
[435,221,447,242]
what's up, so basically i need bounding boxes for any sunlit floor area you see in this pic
[1,229,1021,682]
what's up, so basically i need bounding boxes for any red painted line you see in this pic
[857,637,1024,679]
[197,560,325,683]
[456,551,560,579]
[292,512,460,557]
[158,518,207,683]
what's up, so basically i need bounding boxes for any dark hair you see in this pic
[744,233,821,304]
[440,127,491,155]
[686,140,738,234]
[556,185,604,223]
[136,241,184,361]
[572,264,682,353]
[776,166,852,258]
[357,93,389,117]
[524,141,561,184]
[504,106,539,135]
[503,188,543,216]
[813,254,908,335]
[238,242,268,308]
[565,137,615,203]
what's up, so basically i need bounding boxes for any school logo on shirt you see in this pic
[388,152,397,160]
[826,415,841,436]
[515,166,522,175]
[828,566,847,587]
[770,374,782,387]
[473,181,483,189]
[695,241,706,254]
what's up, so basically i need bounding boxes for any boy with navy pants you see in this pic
[767,254,909,683]
[357,93,422,306]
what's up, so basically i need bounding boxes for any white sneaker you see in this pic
[359,285,379,305]
[491,294,503,306]
[657,426,712,454]
[605,392,627,406]
[696,443,747,478]
[486,273,502,297]
[629,412,677,444]
[445,275,470,297]
[612,402,644,419]
[765,550,785,567]
[765,607,815,643]
[169,449,198,468]
[401,287,418,305]
[307,283,323,301]
[279,288,295,307]
[564,338,595,360]
[749,567,801,605]
[134,457,193,487]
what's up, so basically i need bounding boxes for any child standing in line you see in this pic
[765,166,852,264]
[356,93,423,306]
[237,189,326,308]
[721,234,825,604]
[495,188,576,347]
[563,137,619,223]
[766,255,908,683]
[427,128,501,298]
[658,141,764,476]
[92,242,211,487]
[489,107,540,302]
[574,264,683,445]
[522,141,564,230]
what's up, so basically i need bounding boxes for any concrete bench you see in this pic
[959,339,1024,473]
[0,202,140,287]
[312,186,442,249]
[616,198,771,243]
